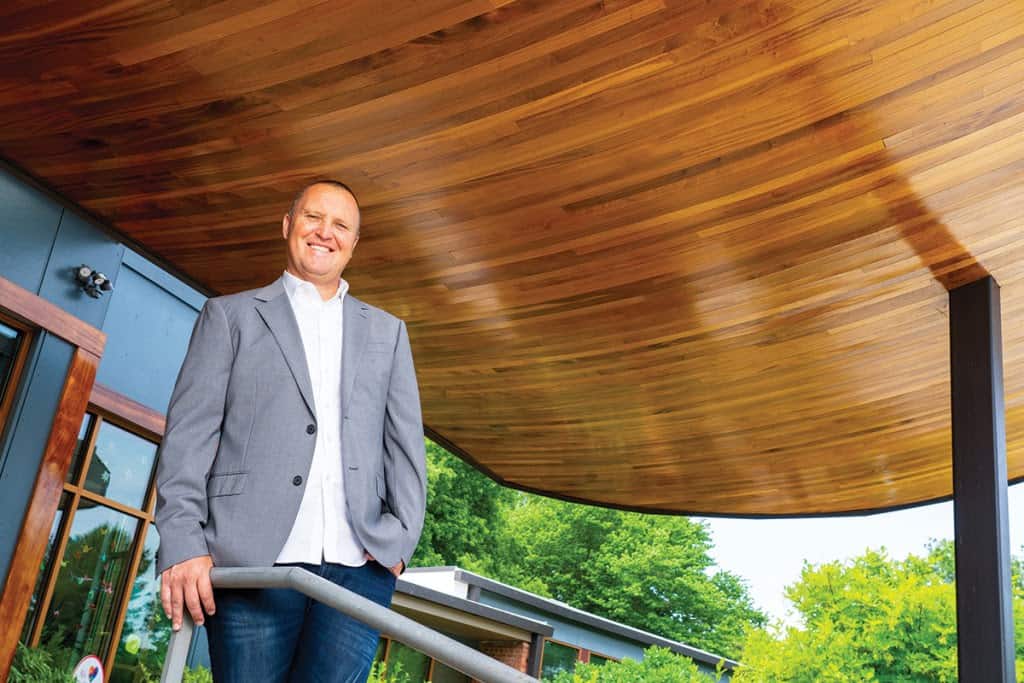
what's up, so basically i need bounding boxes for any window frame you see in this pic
[23,383,166,678]
[0,274,106,680]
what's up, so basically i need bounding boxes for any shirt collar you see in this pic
[282,270,349,304]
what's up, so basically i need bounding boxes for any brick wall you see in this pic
[472,640,531,681]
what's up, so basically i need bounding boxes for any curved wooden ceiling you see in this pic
[2,0,1023,515]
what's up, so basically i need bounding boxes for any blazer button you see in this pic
[306,424,316,435]
[292,475,303,486]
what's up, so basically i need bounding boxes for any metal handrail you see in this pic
[159,566,538,683]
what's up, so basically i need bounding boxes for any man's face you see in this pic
[282,183,360,287]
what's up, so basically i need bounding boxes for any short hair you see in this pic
[288,179,360,219]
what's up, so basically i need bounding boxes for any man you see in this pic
[155,180,427,682]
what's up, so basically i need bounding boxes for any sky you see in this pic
[697,483,1024,626]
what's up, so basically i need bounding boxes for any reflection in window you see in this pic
[66,414,95,484]
[388,640,430,681]
[110,525,170,683]
[21,493,70,643]
[18,406,165,680]
[0,320,22,406]
[589,653,612,667]
[37,505,138,669]
[85,420,158,509]
[431,659,471,682]
[542,641,580,679]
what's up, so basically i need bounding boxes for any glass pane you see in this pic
[542,641,579,679]
[0,320,21,405]
[110,525,171,683]
[85,420,157,509]
[21,492,70,643]
[36,504,140,670]
[387,640,430,681]
[431,660,470,683]
[589,654,611,667]
[66,413,95,485]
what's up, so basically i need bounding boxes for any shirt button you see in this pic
[292,475,303,486]
[306,424,316,435]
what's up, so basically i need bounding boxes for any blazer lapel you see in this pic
[341,296,369,417]
[254,279,317,418]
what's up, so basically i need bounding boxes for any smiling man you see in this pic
[154,180,427,682]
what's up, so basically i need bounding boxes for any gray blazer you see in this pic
[154,277,427,575]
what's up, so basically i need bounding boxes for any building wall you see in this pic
[0,165,205,588]
[478,590,727,678]
[478,591,647,662]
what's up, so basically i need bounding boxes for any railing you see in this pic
[159,566,538,683]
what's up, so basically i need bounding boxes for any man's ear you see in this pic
[282,213,291,240]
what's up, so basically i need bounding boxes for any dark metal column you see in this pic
[949,276,1015,682]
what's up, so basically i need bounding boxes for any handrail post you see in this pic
[159,613,193,683]
[158,566,537,683]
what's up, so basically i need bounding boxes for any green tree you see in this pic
[735,541,1024,682]
[493,496,765,658]
[412,439,514,575]
[414,440,764,659]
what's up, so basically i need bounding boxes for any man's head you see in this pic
[282,180,360,296]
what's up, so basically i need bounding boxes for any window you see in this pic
[388,640,430,681]
[19,406,168,681]
[541,640,581,679]
[374,638,471,682]
[0,317,29,436]
[588,653,614,667]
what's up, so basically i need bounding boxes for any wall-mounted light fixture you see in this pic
[75,264,113,298]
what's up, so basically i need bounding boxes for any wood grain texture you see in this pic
[0,276,107,356]
[1,0,1023,515]
[0,348,99,681]
[89,383,166,442]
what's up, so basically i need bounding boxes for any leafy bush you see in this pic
[547,647,727,683]
[367,659,409,683]
[182,665,214,683]
[8,642,72,683]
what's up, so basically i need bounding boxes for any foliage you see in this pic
[38,520,135,663]
[493,497,765,658]
[368,658,409,682]
[414,440,765,660]
[412,440,515,576]
[182,665,214,683]
[735,541,1024,682]
[547,647,726,683]
[411,440,765,659]
[8,642,72,683]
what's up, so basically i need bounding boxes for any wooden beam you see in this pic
[0,347,100,681]
[0,277,105,357]
[950,276,1015,682]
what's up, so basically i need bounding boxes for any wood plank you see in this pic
[0,277,106,357]
[0,0,1023,515]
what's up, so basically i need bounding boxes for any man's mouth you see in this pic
[308,244,333,253]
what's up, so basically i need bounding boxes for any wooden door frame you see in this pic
[0,275,106,680]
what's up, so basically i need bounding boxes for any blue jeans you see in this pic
[205,561,397,683]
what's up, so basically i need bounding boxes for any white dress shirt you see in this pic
[275,271,366,566]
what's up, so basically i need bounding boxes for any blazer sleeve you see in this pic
[154,298,235,574]
[382,320,428,569]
